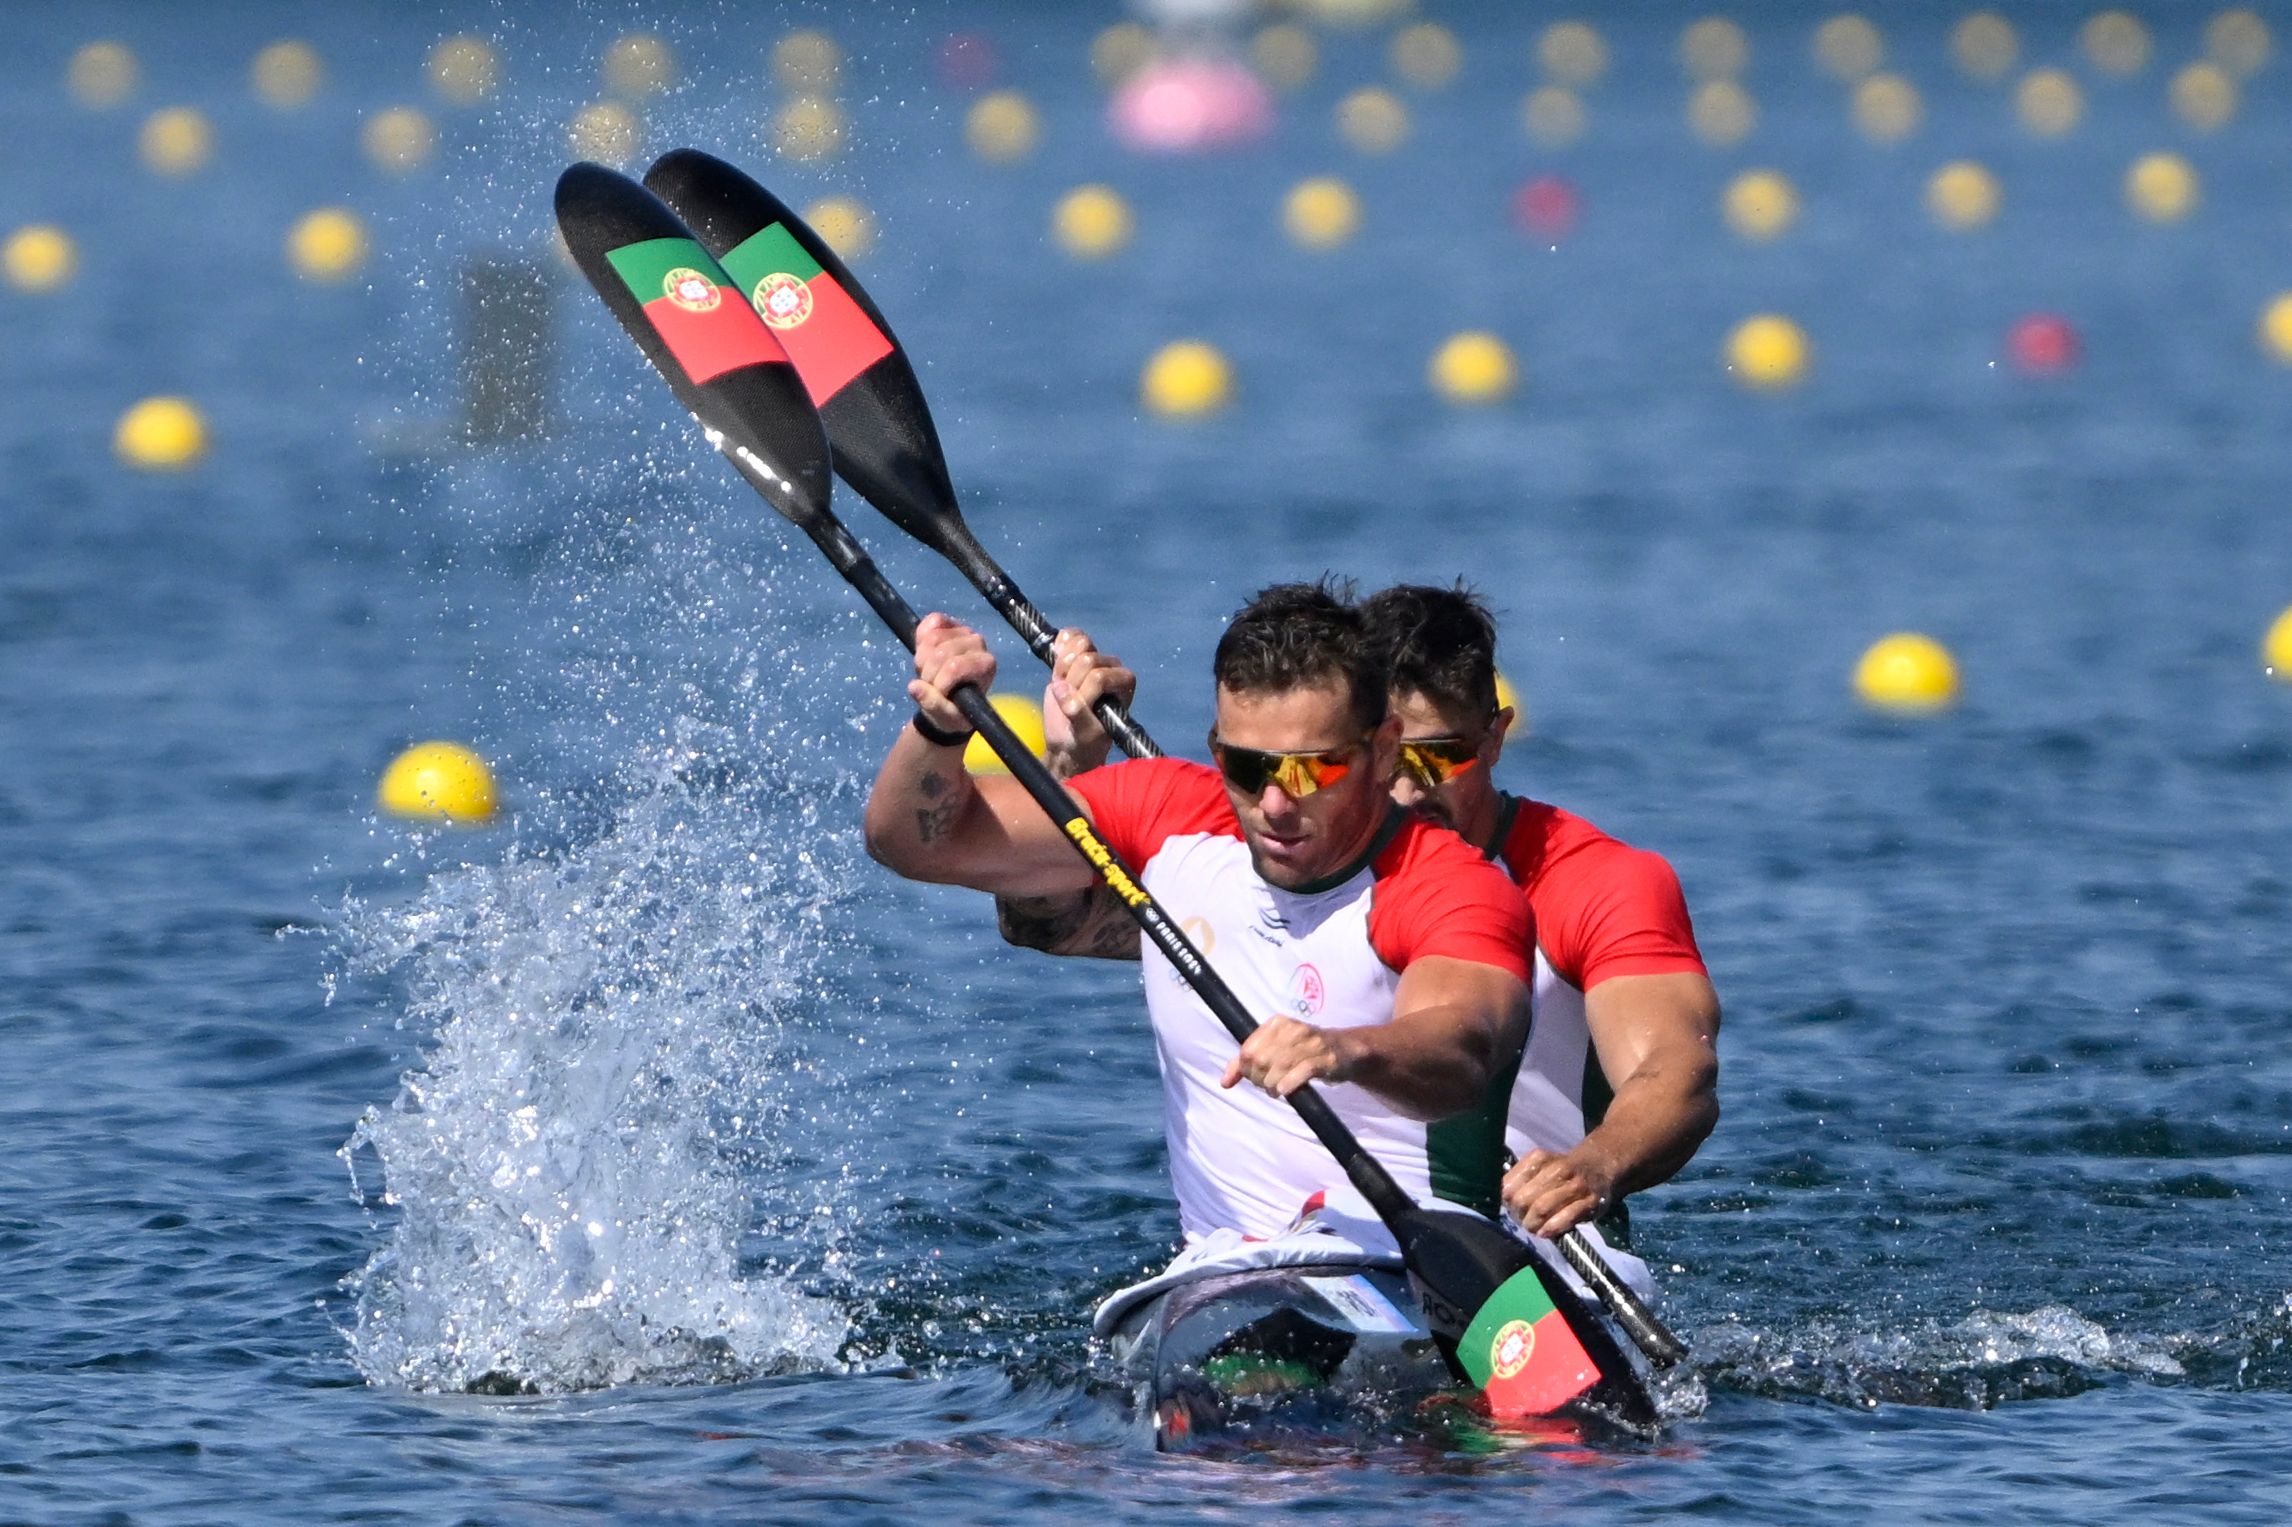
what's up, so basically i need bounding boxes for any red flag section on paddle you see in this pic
[602,236,787,386]
[715,222,894,405]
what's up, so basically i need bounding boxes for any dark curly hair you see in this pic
[1359,582,1500,719]
[1212,577,1387,733]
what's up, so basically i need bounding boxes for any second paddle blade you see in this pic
[553,160,834,529]
[643,148,968,559]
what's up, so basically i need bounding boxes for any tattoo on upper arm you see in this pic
[917,770,948,798]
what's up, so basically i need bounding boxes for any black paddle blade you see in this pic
[642,148,967,559]
[553,161,833,529]
[1392,1207,1660,1429]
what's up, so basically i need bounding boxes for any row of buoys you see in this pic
[4,209,370,294]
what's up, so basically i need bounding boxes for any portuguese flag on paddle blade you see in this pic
[716,222,894,406]
[602,237,785,386]
[1457,1262,1604,1419]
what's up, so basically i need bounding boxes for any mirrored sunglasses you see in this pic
[1207,732,1364,798]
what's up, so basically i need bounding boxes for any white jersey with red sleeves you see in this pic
[1491,796,1708,1163]
[1065,758,1531,1249]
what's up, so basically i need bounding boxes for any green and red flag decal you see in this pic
[1457,1263,1602,1419]
[716,222,893,406]
[603,237,786,386]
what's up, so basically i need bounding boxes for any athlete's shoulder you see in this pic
[1501,796,1706,987]
[1366,812,1531,980]
[1066,757,1234,866]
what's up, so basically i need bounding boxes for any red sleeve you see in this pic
[1063,757,1234,870]
[1534,843,1707,991]
[1366,822,1532,983]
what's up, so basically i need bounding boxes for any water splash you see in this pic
[339,734,861,1393]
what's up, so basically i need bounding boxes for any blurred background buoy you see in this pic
[2007,314,2080,375]
[251,40,323,109]
[964,696,1047,775]
[1951,12,2018,82]
[115,397,208,471]
[1142,340,1232,419]
[1538,22,1608,88]
[1854,633,1960,713]
[774,97,846,162]
[804,196,873,261]
[773,30,843,92]
[1681,17,1749,80]
[1724,170,1798,241]
[1253,24,1318,90]
[1091,23,1158,89]
[2170,62,2238,133]
[1053,185,1132,260]
[1727,315,1809,391]
[2081,10,2150,77]
[2017,68,2083,137]
[571,101,641,166]
[428,35,500,104]
[378,741,500,824]
[1813,15,1884,81]
[288,208,368,282]
[2261,293,2292,364]
[68,41,138,108]
[1282,177,1359,249]
[363,107,436,174]
[2264,606,2292,681]
[1522,85,1586,149]
[2208,9,2272,77]
[2126,152,2197,223]
[968,91,1039,163]
[139,108,213,177]
[1688,80,1756,148]
[1928,161,2001,231]
[1512,175,1579,241]
[603,34,673,100]
[1852,74,1922,144]
[4,225,77,292]
[1429,332,1517,405]
[1338,86,1410,153]
[1494,670,1522,727]
[1110,57,1271,153]
[1391,22,1462,90]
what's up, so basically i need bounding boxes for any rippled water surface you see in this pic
[5,3,2290,1522]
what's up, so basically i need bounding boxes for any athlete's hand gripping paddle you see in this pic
[554,161,1659,1429]
[639,147,1687,1377]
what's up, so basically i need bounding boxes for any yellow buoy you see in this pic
[805,196,874,261]
[1688,80,1756,147]
[967,91,1038,163]
[1338,87,1410,153]
[1252,24,1318,91]
[139,108,213,177]
[2016,68,2084,137]
[1494,670,1522,727]
[2081,10,2150,77]
[1724,170,1798,241]
[2170,63,2237,133]
[251,40,322,108]
[2208,10,2272,78]
[570,101,641,166]
[287,208,368,282]
[378,741,500,824]
[1142,341,1232,419]
[3,225,77,292]
[773,29,842,92]
[1092,23,1157,88]
[2260,293,2292,363]
[1392,23,1462,90]
[1282,176,1360,249]
[68,41,138,109]
[1813,15,1883,81]
[115,397,208,471]
[428,35,500,104]
[1726,315,1809,391]
[1927,161,2001,231]
[1951,12,2018,82]
[1539,22,1608,87]
[1053,185,1132,260]
[363,107,436,174]
[2126,152,2198,223]
[603,33,673,99]
[1522,85,1586,149]
[774,96,845,162]
[1430,333,1517,405]
[1682,18,1749,80]
[2263,606,2292,681]
[1851,73,1921,143]
[1854,634,1959,713]
[963,696,1048,775]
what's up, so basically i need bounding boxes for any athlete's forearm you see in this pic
[1577,1051,1719,1196]
[862,724,995,881]
[996,882,1143,959]
[1338,1004,1501,1122]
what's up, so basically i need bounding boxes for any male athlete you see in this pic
[1001,586,1720,1252]
[864,583,1538,1247]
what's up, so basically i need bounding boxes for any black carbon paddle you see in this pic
[643,147,1160,763]
[555,160,1658,1429]
[640,147,1688,1376]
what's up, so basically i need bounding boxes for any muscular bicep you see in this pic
[1583,971,1721,1087]
[900,774,1104,898]
[1391,955,1531,1073]
[996,882,1145,960]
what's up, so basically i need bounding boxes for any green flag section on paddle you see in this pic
[716,222,894,405]
[602,237,786,386]
[1456,1263,1604,1419]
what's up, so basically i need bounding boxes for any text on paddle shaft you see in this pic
[1061,818,1150,909]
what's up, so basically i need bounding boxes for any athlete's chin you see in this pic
[1246,833,1323,888]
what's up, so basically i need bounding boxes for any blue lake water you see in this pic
[4,2,2290,1521]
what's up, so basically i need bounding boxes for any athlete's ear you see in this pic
[1487,705,1518,761]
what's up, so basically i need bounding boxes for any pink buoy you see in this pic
[1109,57,1273,153]
[1512,174,1580,240]
[2007,313,2080,374]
